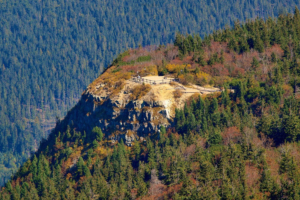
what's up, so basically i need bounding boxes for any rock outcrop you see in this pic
[56,77,219,146]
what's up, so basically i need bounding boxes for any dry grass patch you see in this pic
[110,80,126,97]
[88,66,132,94]
[169,81,178,86]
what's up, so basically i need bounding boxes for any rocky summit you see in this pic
[65,73,220,146]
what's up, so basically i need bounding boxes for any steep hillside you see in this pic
[1,0,300,186]
[4,9,300,199]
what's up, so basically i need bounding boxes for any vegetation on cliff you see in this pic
[4,7,300,200]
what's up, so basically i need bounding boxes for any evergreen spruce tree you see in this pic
[282,114,300,142]
[209,98,218,114]
[92,126,104,142]
[77,157,85,177]
[254,34,265,53]
[92,139,99,149]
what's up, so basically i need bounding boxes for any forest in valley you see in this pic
[2,8,300,199]
[3,0,300,186]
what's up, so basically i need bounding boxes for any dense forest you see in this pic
[2,0,299,186]
[2,8,300,199]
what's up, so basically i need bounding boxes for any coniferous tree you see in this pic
[77,157,85,177]
[92,127,104,142]
[209,98,218,114]
[282,114,300,142]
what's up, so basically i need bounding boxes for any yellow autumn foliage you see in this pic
[166,64,191,73]
[139,65,158,76]
[196,71,211,80]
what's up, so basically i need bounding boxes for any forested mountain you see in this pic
[2,9,300,199]
[1,0,300,187]
[3,0,300,186]
[2,0,295,187]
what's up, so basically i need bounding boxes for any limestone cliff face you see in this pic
[62,82,173,146]
[59,77,219,146]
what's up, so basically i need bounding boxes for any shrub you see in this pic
[112,50,130,66]
[169,81,177,86]
[110,80,126,97]
[112,67,122,73]
[158,66,168,75]
[173,89,183,99]
[130,84,151,100]
[178,74,194,85]
[196,77,207,86]
[196,71,211,80]
[196,71,213,86]
[137,55,151,62]
[140,65,158,76]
